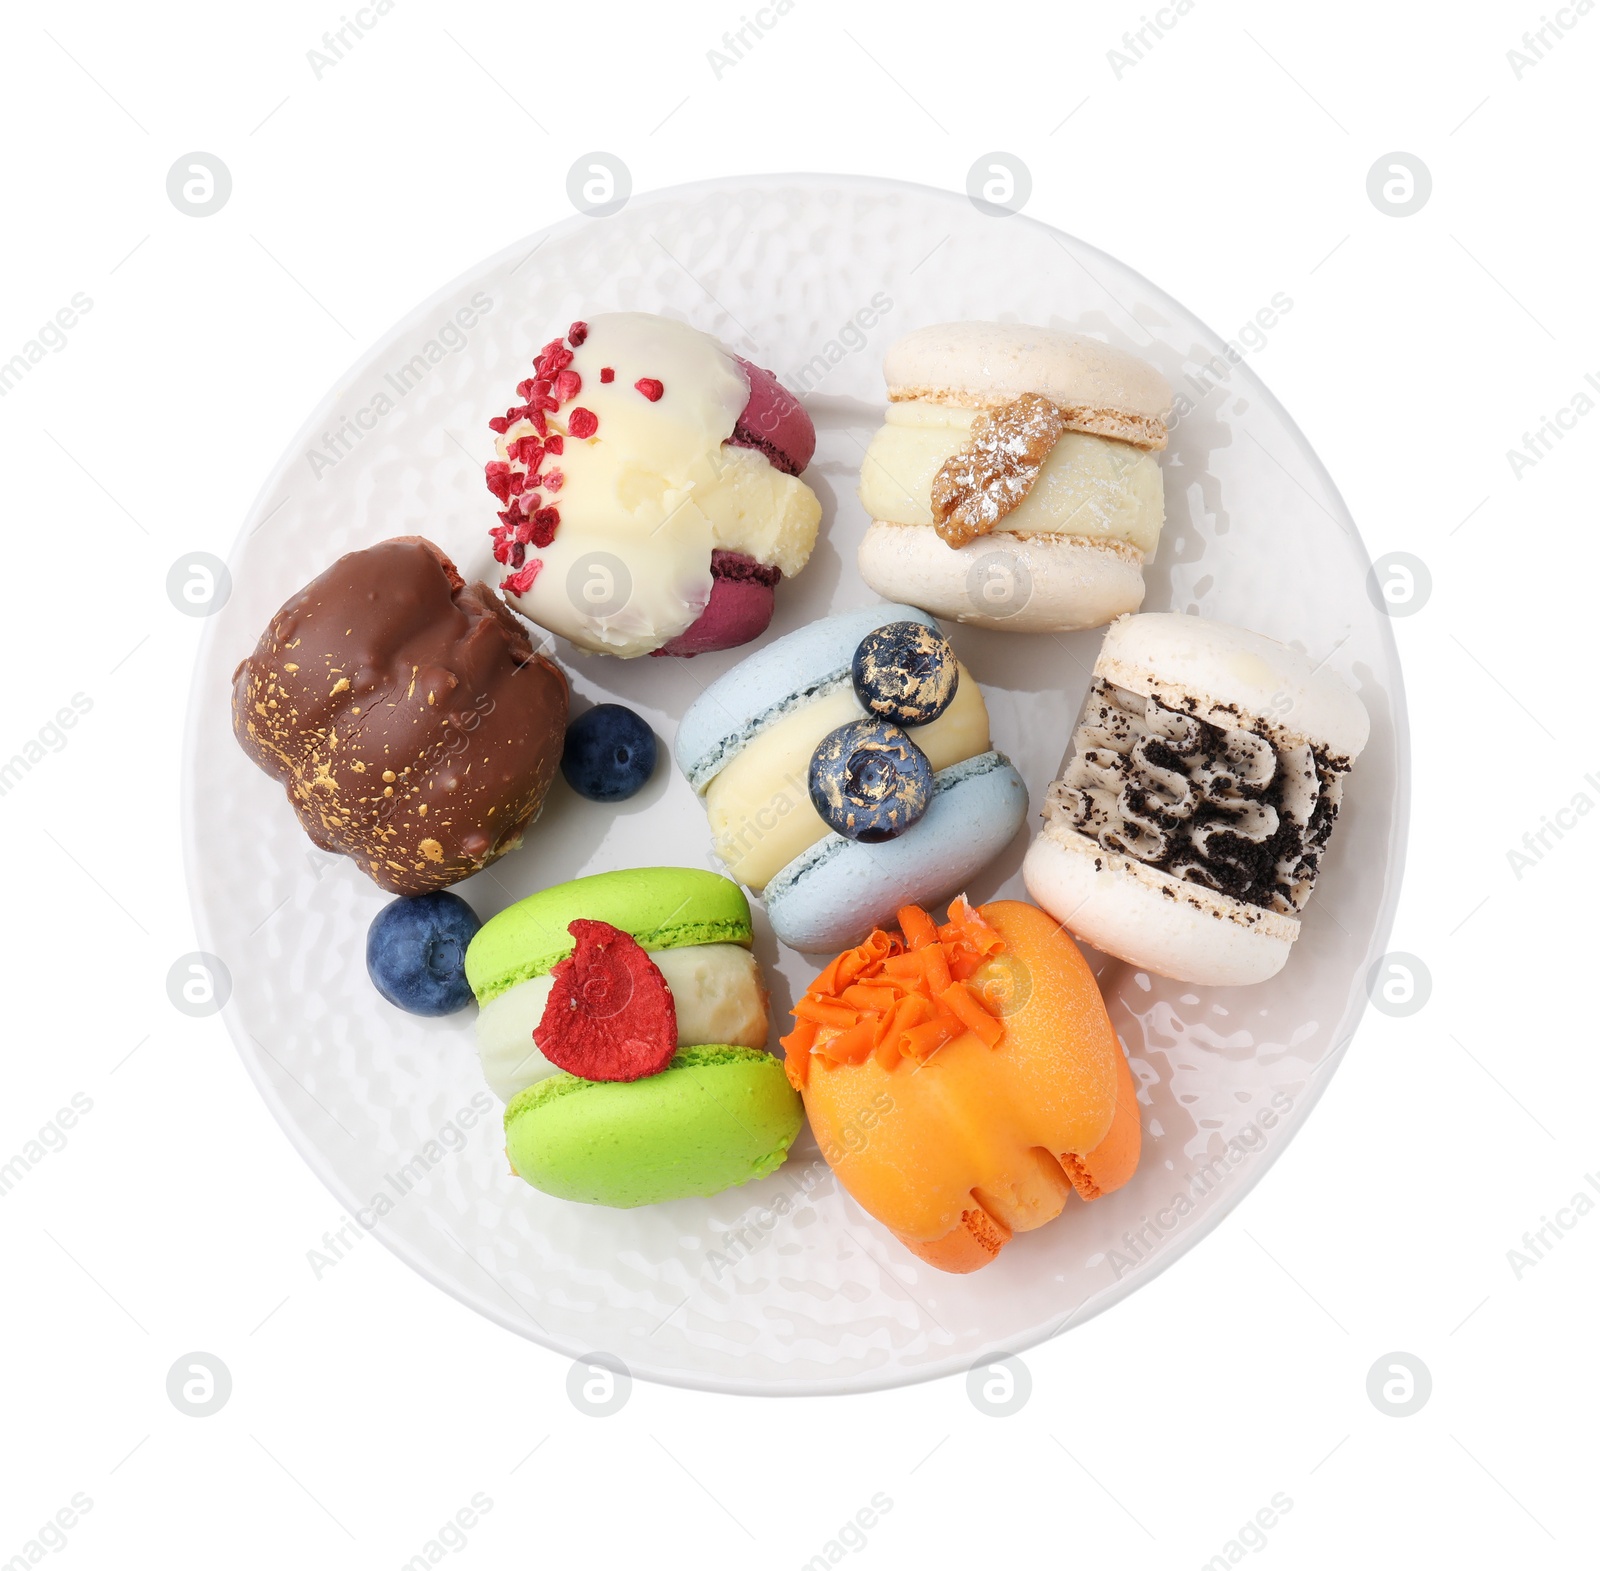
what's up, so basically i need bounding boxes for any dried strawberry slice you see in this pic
[533,920,677,1082]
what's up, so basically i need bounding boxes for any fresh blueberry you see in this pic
[852,621,959,727]
[366,891,481,1016]
[808,719,934,843]
[561,704,658,802]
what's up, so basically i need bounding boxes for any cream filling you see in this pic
[704,663,991,890]
[857,400,1164,553]
[476,941,768,1103]
[499,314,818,657]
[1045,679,1344,917]
[698,445,820,579]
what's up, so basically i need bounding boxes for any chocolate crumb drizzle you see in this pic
[1046,679,1349,916]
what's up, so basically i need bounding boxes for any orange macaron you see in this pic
[783,897,1140,1273]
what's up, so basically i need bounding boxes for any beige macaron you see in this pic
[884,321,1172,449]
[857,321,1172,632]
[1023,613,1369,986]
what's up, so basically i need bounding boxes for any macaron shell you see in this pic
[730,355,817,474]
[653,556,776,657]
[857,522,1147,633]
[1097,611,1370,759]
[465,867,752,1003]
[674,602,939,792]
[882,320,1171,447]
[764,752,1028,953]
[799,900,1129,1246]
[503,1046,802,1207]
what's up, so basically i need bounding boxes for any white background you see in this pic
[2,0,1594,1566]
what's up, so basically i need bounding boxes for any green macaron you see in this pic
[465,866,753,1004]
[468,868,801,1208]
[503,1046,802,1208]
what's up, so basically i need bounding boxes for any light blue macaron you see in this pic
[766,751,1029,953]
[674,603,940,793]
[674,603,1030,954]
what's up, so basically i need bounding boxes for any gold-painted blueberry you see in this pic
[851,621,959,728]
[808,719,934,843]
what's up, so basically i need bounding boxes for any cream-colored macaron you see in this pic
[884,321,1172,448]
[1023,612,1369,986]
[857,321,1172,632]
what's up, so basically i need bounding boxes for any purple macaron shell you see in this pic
[652,551,781,658]
[728,356,816,475]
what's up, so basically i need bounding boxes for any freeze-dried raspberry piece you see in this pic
[635,377,664,402]
[567,408,598,440]
[533,920,677,1082]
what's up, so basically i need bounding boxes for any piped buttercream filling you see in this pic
[1044,679,1346,916]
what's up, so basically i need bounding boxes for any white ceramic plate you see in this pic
[183,174,1407,1395]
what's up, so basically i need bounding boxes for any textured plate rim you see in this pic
[181,170,1410,1397]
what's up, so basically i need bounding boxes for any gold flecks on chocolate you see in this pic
[929,391,1067,548]
[229,538,568,897]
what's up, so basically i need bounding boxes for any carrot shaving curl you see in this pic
[785,896,1009,1076]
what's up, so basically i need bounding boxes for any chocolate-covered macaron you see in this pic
[232,536,568,895]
